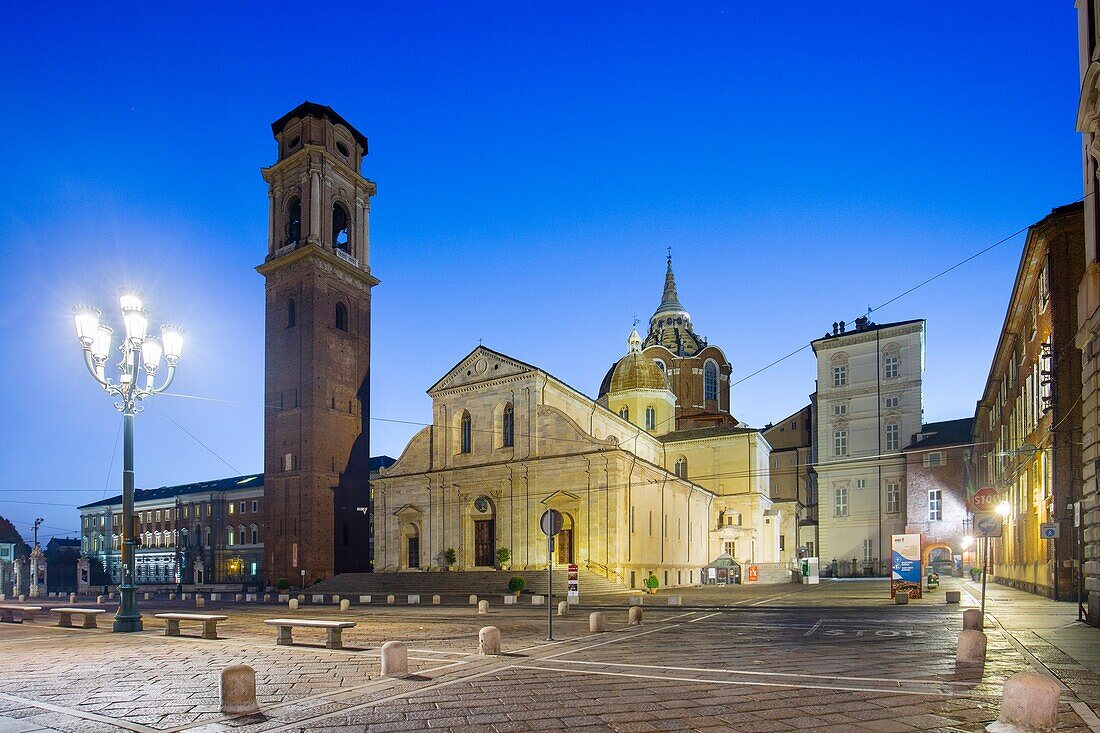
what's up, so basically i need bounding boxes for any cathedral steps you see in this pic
[308,569,629,598]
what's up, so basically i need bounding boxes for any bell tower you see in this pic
[257,102,379,583]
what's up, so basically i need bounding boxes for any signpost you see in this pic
[970,487,1002,616]
[539,509,564,641]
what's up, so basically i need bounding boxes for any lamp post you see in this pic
[73,291,184,632]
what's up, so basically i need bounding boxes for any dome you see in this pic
[600,328,670,395]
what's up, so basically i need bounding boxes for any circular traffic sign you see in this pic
[971,487,999,512]
[540,509,564,537]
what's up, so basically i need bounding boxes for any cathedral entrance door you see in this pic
[407,537,420,569]
[556,529,573,565]
[474,519,495,567]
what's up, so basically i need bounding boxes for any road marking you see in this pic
[1071,701,1100,733]
[688,612,720,623]
[542,624,682,660]
[803,619,824,637]
[0,692,159,733]
[517,663,961,697]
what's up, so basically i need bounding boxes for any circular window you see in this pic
[474,497,490,513]
[289,136,300,149]
[336,141,350,157]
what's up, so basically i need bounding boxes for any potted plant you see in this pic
[645,573,659,594]
[496,547,511,570]
[969,566,981,581]
[508,576,525,596]
[444,548,457,571]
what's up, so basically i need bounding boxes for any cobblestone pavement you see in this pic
[1,579,1098,731]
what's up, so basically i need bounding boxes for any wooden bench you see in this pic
[154,613,229,640]
[51,608,107,629]
[0,605,42,623]
[264,618,356,649]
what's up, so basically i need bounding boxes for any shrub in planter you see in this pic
[508,576,525,594]
[444,548,457,569]
[496,547,511,569]
[645,574,659,593]
[969,567,981,581]
[275,578,290,591]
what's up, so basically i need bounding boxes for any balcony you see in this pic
[274,242,297,258]
[334,247,359,268]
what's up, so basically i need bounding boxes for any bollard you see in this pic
[220,664,260,715]
[18,594,25,602]
[628,606,643,626]
[956,630,987,665]
[182,593,190,601]
[531,595,545,605]
[963,608,983,631]
[380,641,408,677]
[289,599,299,610]
[558,601,569,616]
[667,596,682,607]
[69,593,77,603]
[589,612,606,633]
[297,594,305,602]
[504,595,516,605]
[263,594,271,602]
[894,592,909,605]
[478,600,489,614]
[359,595,371,604]
[340,599,350,611]
[144,592,151,601]
[990,671,1061,733]
[96,595,104,604]
[108,592,114,600]
[168,593,176,601]
[196,596,205,608]
[387,594,395,605]
[235,594,243,602]
[469,594,478,605]
[433,595,441,605]
[945,590,961,604]
[332,595,340,604]
[408,594,420,604]
[629,596,643,606]
[479,626,501,655]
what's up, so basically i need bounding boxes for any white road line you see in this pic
[803,619,824,637]
[0,692,159,733]
[517,663,961,697]
[1071,701,1100,733]
[542,624,682,660]
[688,612,720,623]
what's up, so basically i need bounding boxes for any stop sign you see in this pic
[971,487,999,512]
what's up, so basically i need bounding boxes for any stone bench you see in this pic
[264,618,356,650]
[51,608,107,629]
[0,605,42,623]
[155,613,230,640]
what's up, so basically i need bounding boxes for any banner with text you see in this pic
[890,533,922,599]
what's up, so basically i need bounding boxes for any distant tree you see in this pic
[0,515,29,558]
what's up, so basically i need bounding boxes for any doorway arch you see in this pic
[400,522,421,570]
[465,495,497,568]
[555,512,575,566]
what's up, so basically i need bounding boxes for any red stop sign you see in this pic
[971,487,999,512]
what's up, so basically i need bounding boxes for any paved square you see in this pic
[1,579,1098,731]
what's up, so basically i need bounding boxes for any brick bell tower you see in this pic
[257,102,378,584]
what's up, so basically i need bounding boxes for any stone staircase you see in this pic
[309,569,627,598]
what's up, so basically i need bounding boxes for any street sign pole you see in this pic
[981,537,988,617]
[539,509,563,642]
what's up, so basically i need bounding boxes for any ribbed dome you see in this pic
[607,351,669,393]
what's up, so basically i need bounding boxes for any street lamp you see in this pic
[73,290,184,632]
[996,501,1011,518]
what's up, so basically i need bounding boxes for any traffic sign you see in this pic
[539,509,564,537]
[974,511,1003,538]
[1040,523,1060,539]
[971,487,999,513]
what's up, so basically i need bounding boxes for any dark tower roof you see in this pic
[643,256,707,357]
[271,102,368,150]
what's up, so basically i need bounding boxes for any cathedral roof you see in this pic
[642,257,708,357]
[271,101,369,150]
[599,329,670,396]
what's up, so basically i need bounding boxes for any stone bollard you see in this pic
[196,596,205,608]
[469,594,478,605]
[220,664,260,715]
[297,594,305,602]
[558,601,569,616]
[69,593,77,603]
[894,592,909,605]
[96,595,104,604]
[381,641,408,677]
[263,594,271,602]
[386,594,395,605]
[168,593,176,601]
[629,606,643,626]
[963,608,983,631]
[182,593,190,601]
[235,594,243,602]
[478,600,489,614]
[18,594,25,602]
[144,592,151,600]
[479,626,501,655]
[339,599,350,611]
[289,599,299,610]
[531,595,545,605]
[433,595,441,605]
[989,671,1062,733]
[946,590,961,604]
[589,612,606,633]
[108,592,115,600]
[956,630,987,665]
[332,595,341,604]
[359,595,371,604]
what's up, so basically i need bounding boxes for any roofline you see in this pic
[271,102,368,150]
[810,319,925,352]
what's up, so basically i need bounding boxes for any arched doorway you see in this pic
[925,544,953,574]
[469,496,497,567]
[400,523,421,569]
[556,512,575,565]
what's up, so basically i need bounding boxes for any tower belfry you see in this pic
[257,102,379,582]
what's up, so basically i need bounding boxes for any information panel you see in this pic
[890,533,922,599]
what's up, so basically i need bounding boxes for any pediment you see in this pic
[429,347,536,394]
[541,490,581,508]
[393,504,424,519]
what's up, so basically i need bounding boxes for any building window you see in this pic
[833,365,847,387]
[704,361,719,401]
[834,488,848,517]
[833,430,847,457]
[227,528,234,546]
[335,302,348,332]
[833,404,847,416]
[885,396,899,409]
[618,406,629,421]
[283,453,295,472]
[884,355,899,379]
[886,482,900,514]
[885,423,900,451]
[251,500,258,513]
[855,479,865,489]
[239,501,246,515]
[284,196,301,246]
[502,403,514,447]
[228,503,235,515]
[929,489,942,521]
[239,525,246,544]
[923,451,945,467]
[287,298,296,328]
[251,525,259,545]
[645,406,656,430]
[862,538,873,563]
[332,202,350,251]
[1038,264,1050,311]
[724,541,735,556]
[779,535,785,551]
[674,457,687,479]
[460,411,472,454]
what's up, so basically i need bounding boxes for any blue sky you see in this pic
[0,3,1083,542]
